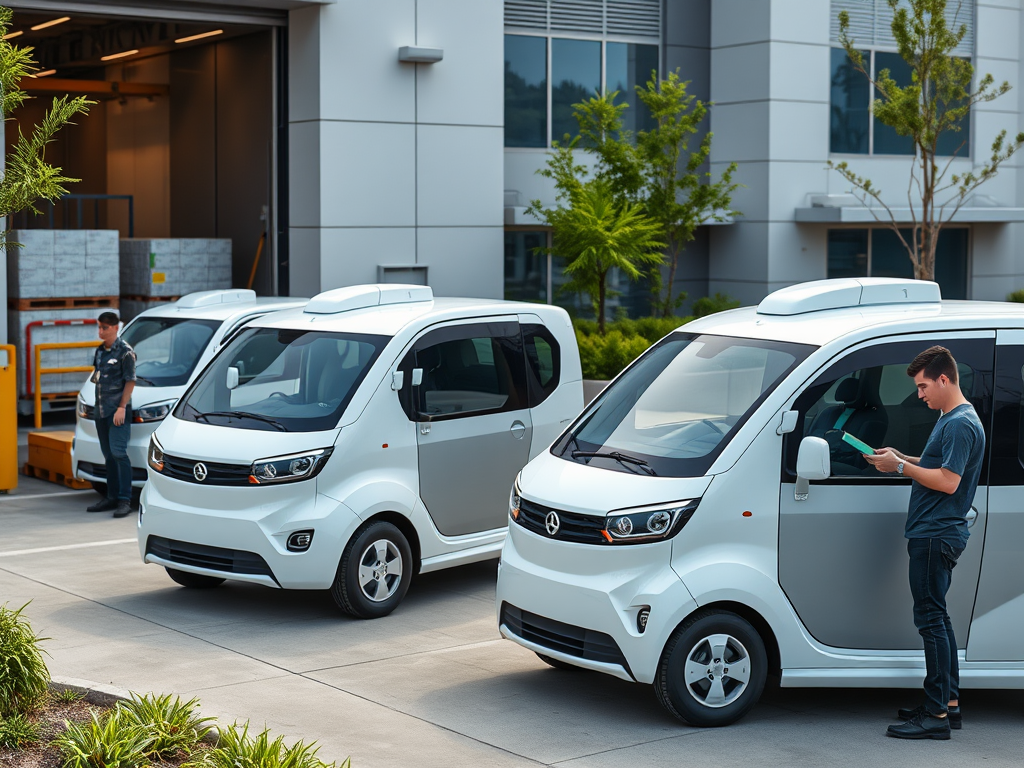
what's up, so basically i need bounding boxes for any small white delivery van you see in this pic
[497,278,1024,727]
[73,290,308,494]
[138,284,582,618]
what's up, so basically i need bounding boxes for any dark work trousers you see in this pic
[908,537,964,715]
[95,408,132,501]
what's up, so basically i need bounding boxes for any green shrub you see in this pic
[0,712,41,748]
[117,693,214,759]
[52,688,83,704]
[0,603,50,716]
[1008,289,1024,303]
[691,292,741,318]
[52,709,154,768]
[576,330,651,380]
[188,722,348,768]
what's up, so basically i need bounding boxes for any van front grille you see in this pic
[501,603,631,673]
[513,498,608,544]
[146,536,277,582]
[159,453,252,486]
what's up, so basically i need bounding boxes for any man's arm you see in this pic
[880,447,921,465]
[863,450,961,494]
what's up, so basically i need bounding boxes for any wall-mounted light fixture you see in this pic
[30,69,56,78]
[175,29,223,44]
[3,30,23,40]
[101,49,139,61]
[398,46,443,64]
[31,16,70,31]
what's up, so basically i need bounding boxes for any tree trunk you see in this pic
[662,239,679,318]
[598,269,608,335]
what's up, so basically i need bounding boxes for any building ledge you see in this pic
[795,204,1024,224]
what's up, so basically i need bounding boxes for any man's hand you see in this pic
[864,448,901,473]
[113,406,126,426]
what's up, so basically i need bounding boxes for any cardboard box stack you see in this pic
[119,238,232,321]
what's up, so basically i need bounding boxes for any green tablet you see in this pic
[842,431,875,455]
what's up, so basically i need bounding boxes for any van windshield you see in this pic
[121,317,221,387]
[174,327,388,432]
[553,333,814,477]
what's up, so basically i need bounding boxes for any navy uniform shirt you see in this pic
[92,337,137,419]
[906,403,985,549]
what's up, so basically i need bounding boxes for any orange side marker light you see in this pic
[742,511,752,517]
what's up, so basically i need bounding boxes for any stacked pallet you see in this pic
[119,238,232,321]
[6,229,119,402]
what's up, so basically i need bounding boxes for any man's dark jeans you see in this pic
[95,409,132,502]
[908,537,964,715]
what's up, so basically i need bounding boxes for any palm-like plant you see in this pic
[542,180,664,334]
[117,693,214,758]
[0,603,50,717]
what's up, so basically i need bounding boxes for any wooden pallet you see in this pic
[21,462,92,490]
[9,296,118,311]
[120,295,181,303]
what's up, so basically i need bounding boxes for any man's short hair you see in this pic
[97,311,120,326]
[907,345,958,384]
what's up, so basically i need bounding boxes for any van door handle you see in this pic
[510,420,526,439]
[966,506,978,527]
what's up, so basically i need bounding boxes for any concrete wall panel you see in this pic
[769,101,829,161]
[976,4,1020,63]
[770,0,830,45]
[419,125,503,227]
[319,227,417,290]
[711,101,770,162]
[710,0,770,48]
[769,42,829,103]
[289,121,321,229]
[711,43,770,105]
[417,227,503,298]
[289,227,322,298]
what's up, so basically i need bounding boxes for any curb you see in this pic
[48,676,221,744]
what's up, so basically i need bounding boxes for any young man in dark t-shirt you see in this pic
[865,346,985,740]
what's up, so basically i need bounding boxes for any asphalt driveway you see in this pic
[1,477,1022,768]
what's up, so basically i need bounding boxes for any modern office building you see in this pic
[3,0,1024,349]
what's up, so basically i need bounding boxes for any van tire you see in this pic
[654,609,767,727]
[331,521,413,619]
[165,567,225,589]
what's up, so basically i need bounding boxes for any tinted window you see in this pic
[523,324,561,405]
[605,42,658,136]
[785,338,993,482]
[989,344,1024,486]
[830,47,870,154]
[505,35,547,148]
[551,37,600,144]
[121,317,220,387]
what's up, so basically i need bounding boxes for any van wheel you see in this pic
[536,653,581,671]
[654,610,767,727]
[165,567,225,589]
[331,521,412,619]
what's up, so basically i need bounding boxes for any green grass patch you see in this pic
[0,712,41,749]
[0,603,50,717]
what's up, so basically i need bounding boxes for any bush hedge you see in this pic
[1008,289,1024,303]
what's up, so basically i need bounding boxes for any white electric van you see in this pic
[138,284,582,618]
[497,278,1024,727]
[73,290,308,494]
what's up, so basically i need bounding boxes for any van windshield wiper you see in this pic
[571,450,657,476]
[196,410,286,432]
[135,376,156,386]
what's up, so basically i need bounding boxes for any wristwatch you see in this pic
[897,461,905,475]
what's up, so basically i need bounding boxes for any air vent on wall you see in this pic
[830,0,974,56]
[550,0,603,33]
[606,0,660,37]
[505,0,548,29]
[505,0,660,39]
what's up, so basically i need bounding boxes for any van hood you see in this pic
[79,379,183,408]
[153,414,338,464]
[518,450,713,516]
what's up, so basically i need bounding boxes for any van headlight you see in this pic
[148,435,165,473]
[134,399,176,423]
[249,448,333,484]
[509,474,522,520]
[602,499,700,544]
[76,396,93,420]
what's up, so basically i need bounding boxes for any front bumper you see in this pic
[496,522,698,685]
[72,416,156,488]
[138,474,360,590]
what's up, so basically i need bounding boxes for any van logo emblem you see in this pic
[193,462,208,482]
[545,511,560,536]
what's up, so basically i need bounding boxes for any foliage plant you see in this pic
[1007,289,1024,303]
[0,6,91,246]
[52,709,154,768]
[117,693,214,758]
[0,603,50,717]
[691,292,741,318]
[52,688,84,704]
[831,0,1024,281]
[188,721,348,768]
[0,712,41,749]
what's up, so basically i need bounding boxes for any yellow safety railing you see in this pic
[1,344,16,492]
[34,341,100,429]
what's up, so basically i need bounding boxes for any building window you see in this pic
[827,228,969,299]
[504,34,659,148]
[504,230,550,303]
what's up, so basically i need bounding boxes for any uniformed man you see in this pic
[86,311,137,518]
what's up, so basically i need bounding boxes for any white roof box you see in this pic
[757,278,941,316]
[304,284,433,315]
[176,289,257,309]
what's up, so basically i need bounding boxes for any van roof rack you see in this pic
[757,278,941,316]
[304,284,433,315]
[175,289,257,309]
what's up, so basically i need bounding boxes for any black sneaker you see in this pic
[87,498,118,513]
[112,501,133,518]
[898,704,961,730]
[887,712,951,740]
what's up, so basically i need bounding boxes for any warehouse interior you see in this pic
[4,8,279,295]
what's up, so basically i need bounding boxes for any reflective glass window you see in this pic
[505,35,547,148]
[606,42,659,136]
[551,38,601,144]
[504,231,548,303]
[873,52,916,155]
[827,229,869,279]
[830,48,870,154]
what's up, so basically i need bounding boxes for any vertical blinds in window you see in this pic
[830,0,974,56]
[505,0,661,39]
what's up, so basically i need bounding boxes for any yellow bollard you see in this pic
[1,344,17,492]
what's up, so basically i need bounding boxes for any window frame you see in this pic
[522,323,561,406]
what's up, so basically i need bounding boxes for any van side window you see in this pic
[401,322,528,421]
[523,324,560,406]
[989,344,1024,486]
[784,338,993,481]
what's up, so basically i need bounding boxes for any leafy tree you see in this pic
[531,178,664,335]
[831,0,1024,281]
[0,6,91,247]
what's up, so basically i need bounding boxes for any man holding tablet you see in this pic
[864,346,985,740]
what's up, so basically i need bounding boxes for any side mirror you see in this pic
[391,371,405,391]
[411,368,423,386]
[226,366,240,390]
[795,436,830,501]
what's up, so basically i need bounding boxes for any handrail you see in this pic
[1,345,16,492]
[34,341,99,429]
[24,319,99,397]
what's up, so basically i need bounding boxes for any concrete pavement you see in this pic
[1,481,1022,768]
